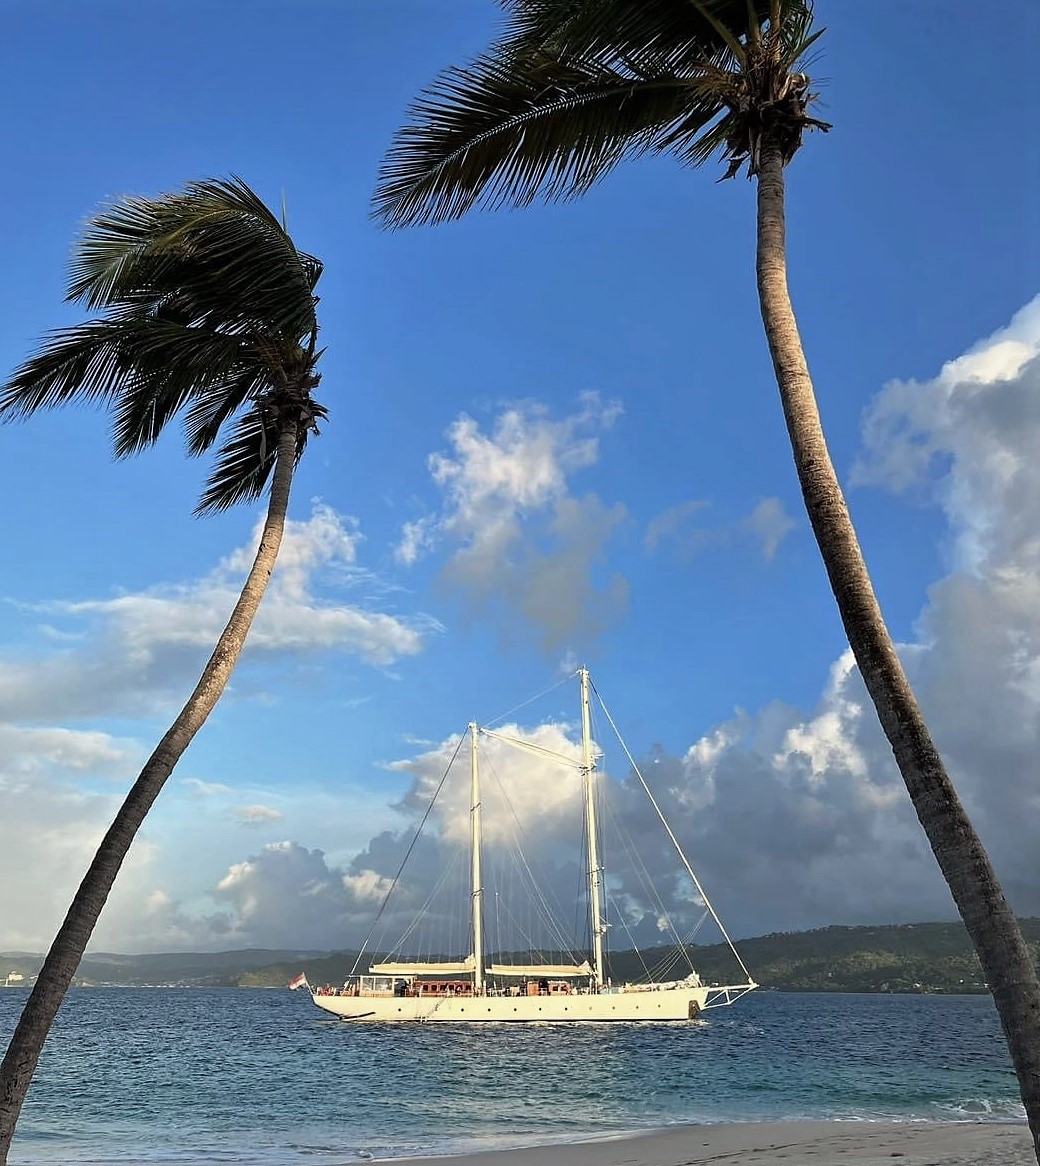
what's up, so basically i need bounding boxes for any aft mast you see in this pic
[579,667,607,989]
[469,722,485,995]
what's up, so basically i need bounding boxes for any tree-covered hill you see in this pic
[4,920,1038,993]
[680,919,1040,994]
[238,919,1040,994]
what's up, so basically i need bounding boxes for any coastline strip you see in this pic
[387,1120,1033,1166]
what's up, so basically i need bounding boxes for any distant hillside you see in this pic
[682,919,1040,993]
[0,949,325,988]
[239,920,1040,994]
[4,921,1038,993]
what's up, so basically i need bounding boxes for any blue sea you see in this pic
[0,988,1024,1165]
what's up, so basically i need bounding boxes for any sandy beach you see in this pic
[400,1121,1033,1166]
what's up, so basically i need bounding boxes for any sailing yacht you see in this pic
[299,669,755,1022]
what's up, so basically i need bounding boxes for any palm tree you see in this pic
[371,0,1040,1154]
[0,177,326,1163]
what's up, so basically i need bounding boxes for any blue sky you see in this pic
[1,0,1038,954]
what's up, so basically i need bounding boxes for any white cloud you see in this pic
[177,299,1040,948]
[210,842,376,948]
[182,778,234,798]
[0,501,437,723]
[0,500,440,952]
[853,297,1040,504]
[342,869,394,903]
[0,724,141,781]
[394,516,436,567]
[742,497,796,561]
[307,299,1040,946]
[399,395,627,652]
[647,297,1040,934]
[11,306,1040,956]
[390,722,585,849]
[233,805,284,825]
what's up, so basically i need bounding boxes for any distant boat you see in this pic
[3,971,27,988]
[293,668,756,1022]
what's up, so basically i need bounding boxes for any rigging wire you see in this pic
[384,844,465,959]
[591,678,755,986]
[484,670,575,729]
[600,787,698,976]
[348,733,466,977]
[480,742,585,962]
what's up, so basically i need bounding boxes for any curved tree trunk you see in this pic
[754,141,1040,1160]
[0,421,300,1165]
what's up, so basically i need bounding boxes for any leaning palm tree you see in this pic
[0,177,326,1163]
[372,0,1040,1154]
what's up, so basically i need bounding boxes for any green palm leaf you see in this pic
[0,321,136,415]
[196,402,281,513]
[374,0,824,227]
[375,52,721,227]
[182,365,269,457]
[1,176,325,514]
[71,179,321,342]
[499,0,768,67]
[198,396,322,514]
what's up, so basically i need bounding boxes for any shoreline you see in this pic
[386,1120,1034,1166]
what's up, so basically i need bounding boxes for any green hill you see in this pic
[676,919,1040,993]
[5,920,1038,993]
[240,919,1040,995]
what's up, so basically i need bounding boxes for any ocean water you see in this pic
[0,988,1024,1165]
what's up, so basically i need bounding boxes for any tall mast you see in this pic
[579,668,606,988]
[469,722,485,994]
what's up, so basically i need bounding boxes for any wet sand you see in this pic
[395,1120,1033,1166]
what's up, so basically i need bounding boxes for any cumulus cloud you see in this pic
[0,502,437,723]
[213,298,1040,951]
[210,842,376,949]
[642,297,1040,934]
[396,395,628,653]
[12,305,1040,956]
[0,501,440,952]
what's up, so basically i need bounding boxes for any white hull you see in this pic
[310,985,712,1023]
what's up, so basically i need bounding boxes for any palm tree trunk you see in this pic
[0,421,300,1165]
[754,140,1040,1160]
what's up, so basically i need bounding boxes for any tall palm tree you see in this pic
[0,177,326,1163]
[372,1,1040,1154]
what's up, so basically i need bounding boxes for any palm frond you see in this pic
[107,325,251,457]
[70,177,321,343]
[3,176,326,514]
[375,52,717,227]
[376,0,822,226]
[500,0,773,69]
[197,401,309,515]
[182,365,268,457]
[0,322,137,417]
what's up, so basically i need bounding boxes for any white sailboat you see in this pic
[299,668,756,1023]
